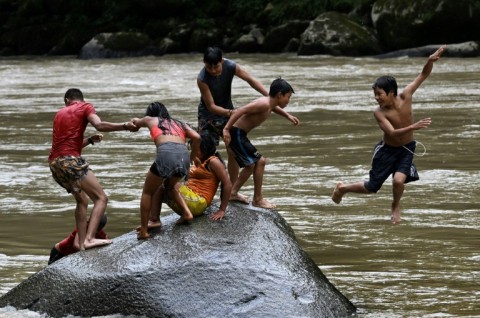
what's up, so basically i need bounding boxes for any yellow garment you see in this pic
[168,156,220,216]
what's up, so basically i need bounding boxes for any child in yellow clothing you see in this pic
[142,132,232,230]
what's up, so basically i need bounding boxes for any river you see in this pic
[0,53,479,317]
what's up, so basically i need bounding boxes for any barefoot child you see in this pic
[132,102,201,239]
[223,78,299,209]
[331,45,446,224]
[49,88,137,250]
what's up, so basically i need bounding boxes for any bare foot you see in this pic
[176,216,193,225]
[135,220,161,231]
[84,238,112,249]
[137,230,150,240]
[230,192,249,204]
[252,198,276,209]
[176,211,193,225]
[391,207,401,225]
[331,182,344,204]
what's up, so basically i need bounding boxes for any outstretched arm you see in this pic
[235,64,268,96]
[88,113,137,132]
[208,159,232,221]
[403,45,446,98]
[272,106,300,125]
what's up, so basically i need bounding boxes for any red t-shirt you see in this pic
[57,228,108,256]
[48,101,96,161]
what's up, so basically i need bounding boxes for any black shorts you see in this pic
[364,140,419,193]
[227,127,262,168]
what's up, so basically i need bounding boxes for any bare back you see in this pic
[232,96,274,133]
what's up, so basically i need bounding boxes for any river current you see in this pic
[0,53,479,317]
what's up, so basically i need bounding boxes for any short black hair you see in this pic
[269,78,295,97]
[64,88,84,104]
[203,46,223,65]
[372,76,398,96]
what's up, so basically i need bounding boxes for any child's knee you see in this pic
[257,156,266,166]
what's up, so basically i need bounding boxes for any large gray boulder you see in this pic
[298,11,382,56]
[0,202,356,317]
[371,0,480,51]
[78,32,163,59]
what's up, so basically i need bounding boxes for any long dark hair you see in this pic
[145,102,187,135]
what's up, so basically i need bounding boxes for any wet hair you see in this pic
[145,102,171,119]
[200,132,217,158]
[203,46,223,65]
[269,77,295,97]
[372,76,398,96]
[145,101,187,136]
[64,88,84,104]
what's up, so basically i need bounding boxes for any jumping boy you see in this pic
[331,45,446,224]
[223,78,299,209]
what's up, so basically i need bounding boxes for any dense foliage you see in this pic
[0,0,376,55]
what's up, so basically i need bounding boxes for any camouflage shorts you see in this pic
[49,156,90,194]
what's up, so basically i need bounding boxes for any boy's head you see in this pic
[269,78,295,97]
[64,88,84,105]
[145,102,171,119]
[372,76,398,96]
[203,47,223,77]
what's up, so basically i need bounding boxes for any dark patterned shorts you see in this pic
[49,156,90,193]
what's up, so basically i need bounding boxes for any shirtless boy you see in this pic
[198,46,300,203]
[332,45,446,224]
[223,78,299,209]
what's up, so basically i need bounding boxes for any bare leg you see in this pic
[251,157,275,209]
[331,181,370,204]
[391,173,407,225]
[230,164,254,203]
[72,190,89,251]
[166,178,193,225]
[138,171,164,239]
[79,172,112,249]
[135,185,164,231]
[226,146,239,185]
[227,144,249,202]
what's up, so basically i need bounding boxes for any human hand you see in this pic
[413,117,432,130]
[209,209,225,221]
[125,120,139,132]
[222,129,231,145]
[90,133,103,143]
[289,115,300,126]
[429,45,446,62]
